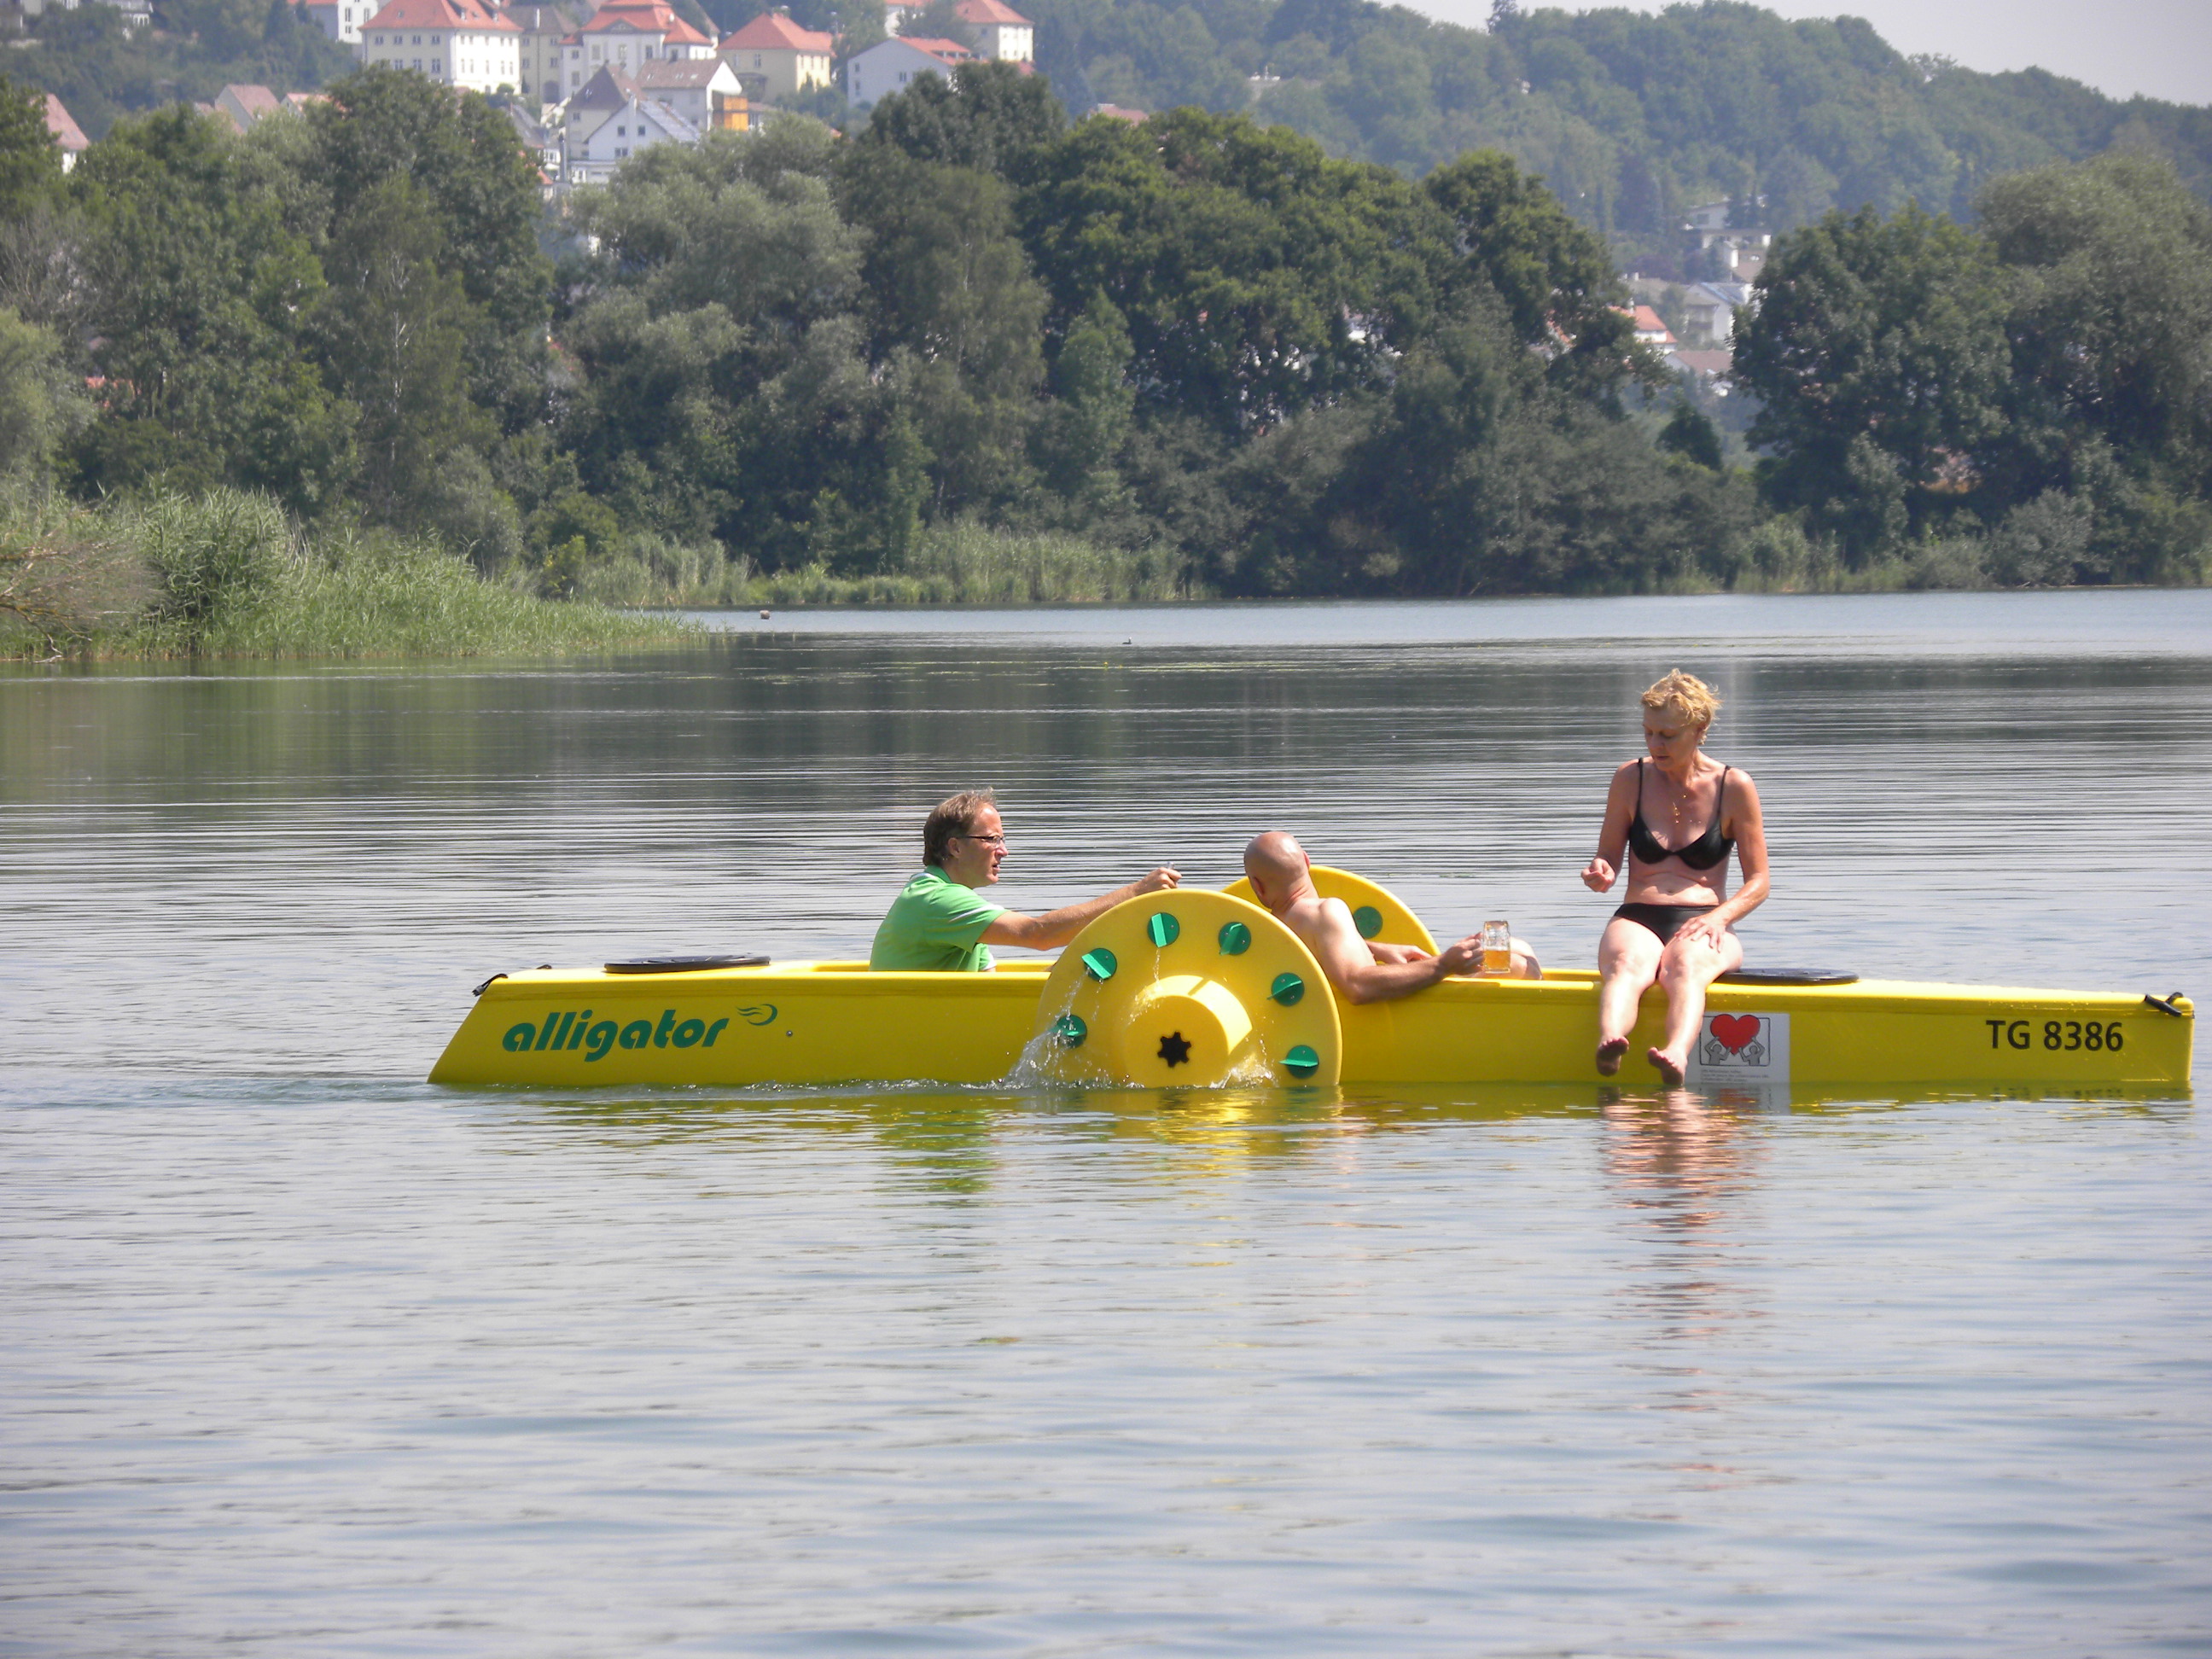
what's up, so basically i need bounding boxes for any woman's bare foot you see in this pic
[1647,1045,1685,1086]
[1596,1036,1628,1076]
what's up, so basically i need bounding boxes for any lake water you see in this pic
[4,590,2209,1655]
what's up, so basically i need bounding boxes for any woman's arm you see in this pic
[1679,771,1768,948]
[1580,761,1639,893]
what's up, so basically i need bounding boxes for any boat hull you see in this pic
[428,960,2192,1093]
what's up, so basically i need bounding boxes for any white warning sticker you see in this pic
[1685,1010,1790,1089]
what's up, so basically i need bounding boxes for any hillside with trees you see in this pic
[990,0,2212,259]
[0,1,353,138]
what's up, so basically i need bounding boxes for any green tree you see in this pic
[0,73,63,222]
[841,144,1046,515]
[1733,201,2013,558]
[1656,401,1722,469]
[1422,148,1646,399]
[303,67,552,430]
[839,0,888,55]
[900,0,972,42]
[564,122,926,569]
[1033,292,1136,514]
[308,174,493,538]
[858,60,1065,181]
[1979,152,2212,506]
[0,304,90,486]
[1019,108,1440,432]
[68,106,354,515]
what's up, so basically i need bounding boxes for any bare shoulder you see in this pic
[1291,894,1360,946]
[1720,763,1764,833]
[1314,894,1359,932]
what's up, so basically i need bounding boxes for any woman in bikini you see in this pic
[1580,671,1769,1086]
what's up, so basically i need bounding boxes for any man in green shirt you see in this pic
[870,789,1180,971]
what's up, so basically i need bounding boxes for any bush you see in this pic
[1985,490,2093,587]
[133,487,291,623]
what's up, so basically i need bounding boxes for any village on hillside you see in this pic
[26,0,1074,193]
[311,0,1037,189]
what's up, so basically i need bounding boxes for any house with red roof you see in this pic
[42,94,87,172]
[594,0,718,55]
[842,34,976,108]
[555,0,714,95]
[951,0,1030,61]
[215,84,284,130]
[359,0,521,93]
[1623,304,1674,348]
[716,10,832,101]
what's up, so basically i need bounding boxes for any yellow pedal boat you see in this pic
[428,867,2193,1094]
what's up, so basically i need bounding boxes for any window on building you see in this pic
[432,57,442,70]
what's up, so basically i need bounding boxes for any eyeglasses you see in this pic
[958,832,1007,847]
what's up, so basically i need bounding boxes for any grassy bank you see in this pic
[568,522,1206,609]
[1,492,696,660]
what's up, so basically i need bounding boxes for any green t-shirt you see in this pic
[869,866,1008,972]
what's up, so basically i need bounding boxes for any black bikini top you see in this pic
[1627,759,1734,870]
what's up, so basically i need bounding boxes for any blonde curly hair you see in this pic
[1641,670,1722,729]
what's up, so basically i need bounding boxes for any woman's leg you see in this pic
[1596,917,1662,1074]
[1647,928,1746,1085]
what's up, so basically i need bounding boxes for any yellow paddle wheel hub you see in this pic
[1030,889,1343,1087]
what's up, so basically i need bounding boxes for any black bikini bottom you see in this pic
[1611,902,1728,947]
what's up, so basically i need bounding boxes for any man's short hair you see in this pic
[923,789,996,867]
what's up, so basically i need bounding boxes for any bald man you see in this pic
[1241,832,1540,1004]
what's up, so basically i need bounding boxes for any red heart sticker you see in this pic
[1710,1014,1761,1053]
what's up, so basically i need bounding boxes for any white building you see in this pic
[358,0,521,94]
[1680,281,1755,347]
[562,66,701,185]
[952,0,1031,62]
[631,57,748,132]
[715,9,834,101]
[556,1,717,98]
[303,0,366,43]
[843,33,975,108]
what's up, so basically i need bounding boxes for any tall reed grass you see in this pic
[1,491,695,660]
[572,521,1203,608]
